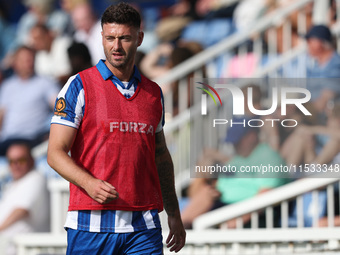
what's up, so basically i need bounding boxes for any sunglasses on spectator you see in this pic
[8,157,29,165]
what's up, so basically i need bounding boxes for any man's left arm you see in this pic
[155,130,186,253]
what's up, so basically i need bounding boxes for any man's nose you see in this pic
[113,39,122,51]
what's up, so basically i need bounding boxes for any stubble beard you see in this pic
[105,49,132,70]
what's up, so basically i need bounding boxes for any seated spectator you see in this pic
[0,46,59,155]
[305,25,340,112]
[29,23,72,84]
[71,2,105,65]
[279,25,340,165]
[0,142,50,255]
[181,117,288,228]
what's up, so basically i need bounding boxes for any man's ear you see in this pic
[137,31,144,47]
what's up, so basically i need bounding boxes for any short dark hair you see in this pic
[67,42,92,63]
[101,3,141,29]
[5,140,33,156]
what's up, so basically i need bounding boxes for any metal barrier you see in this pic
[194,177,340,230]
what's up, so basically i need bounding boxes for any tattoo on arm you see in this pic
[155,131,180,217]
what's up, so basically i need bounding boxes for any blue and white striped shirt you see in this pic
[65,210,161,233]
[51,60,164,233]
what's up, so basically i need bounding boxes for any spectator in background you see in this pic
[0,46,59,155]
[215,122,288,214]
[305,25,340,113]
[282,102,340,167]
[71,2,105,65]
[16,0,72,46]
[0,142,50,255]
[140,40,202,112]
[67,41,92,76]
[29,23,72,84]
[141,41,202,116]
[140,43,174,81]
[60,0,88,13]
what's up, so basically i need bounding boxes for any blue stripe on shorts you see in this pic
[66,228,163,254]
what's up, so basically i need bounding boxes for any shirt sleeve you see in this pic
[155,87,165,133]
[51,74,85,129]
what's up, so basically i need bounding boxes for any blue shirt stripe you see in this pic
[62,74,83,123]
[151,209,161,229]
[131,211,147,231]
[100,210,116,232]
[77,210,91,231]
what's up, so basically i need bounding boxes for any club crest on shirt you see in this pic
[54,97,67,117]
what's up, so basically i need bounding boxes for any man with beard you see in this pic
[47,3,185,254]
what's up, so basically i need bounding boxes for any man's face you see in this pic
[102,23,143,72]
[307,37,324,57]
[6,145,34,181]
[30,27,49,51]
[13,49,35,79]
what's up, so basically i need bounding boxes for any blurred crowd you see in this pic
[0,0,339,253]
[177,0,340,231]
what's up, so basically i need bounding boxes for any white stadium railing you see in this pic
[193,177,340,230]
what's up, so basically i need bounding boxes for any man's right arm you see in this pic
[47,124,118,204]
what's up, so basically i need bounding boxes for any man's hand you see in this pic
[84,179,119,204]
[166,214,186,253]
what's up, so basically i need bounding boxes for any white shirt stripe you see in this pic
[89,211,102,232]
[64,211,78,230]
[73,88,85,128]
[143,210,156,229]
[115,211,134,232]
